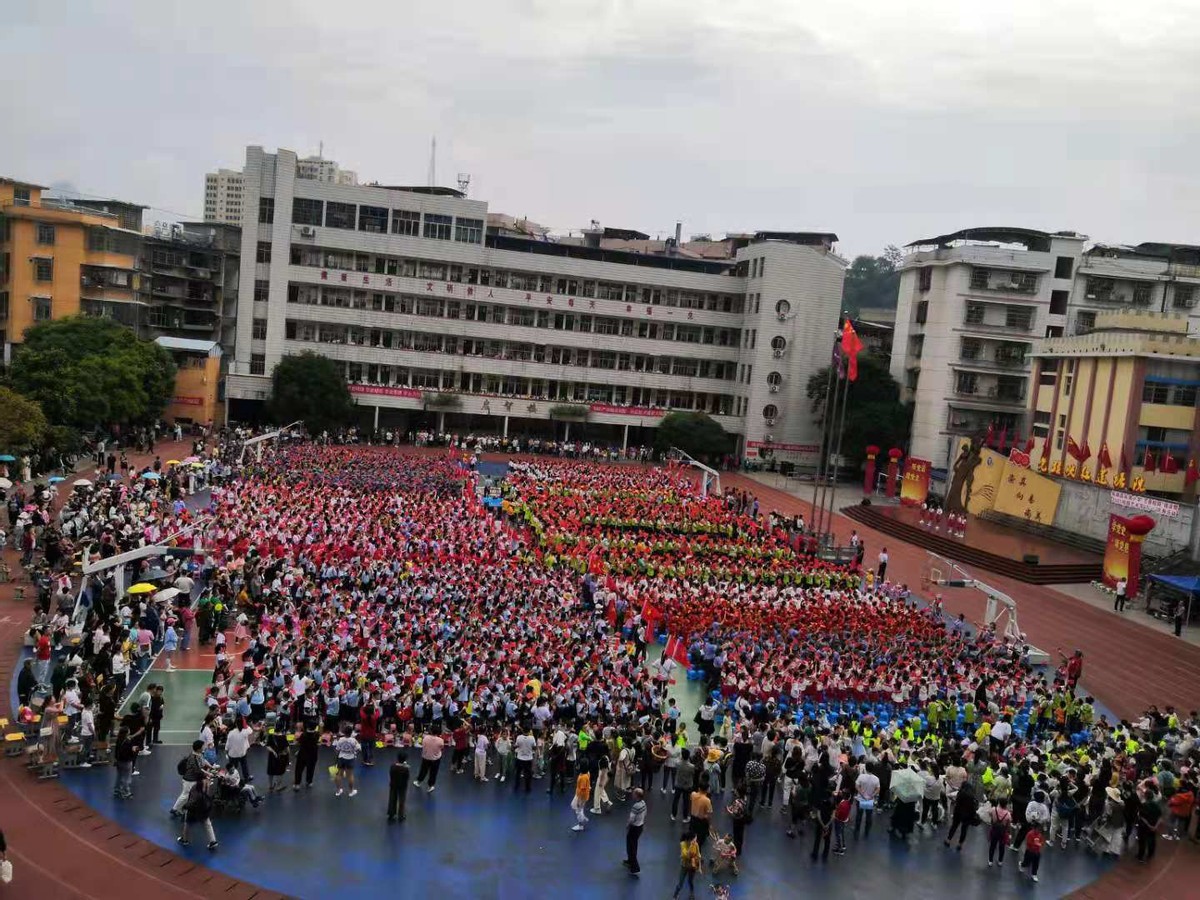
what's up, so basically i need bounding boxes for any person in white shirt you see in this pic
[473,732,490,782]
[877,547,890,581]
[513,728,536,793]
[990,715,1013,754]
[78,703,96,767]
[225,722,254,783]
[855,767,881,837]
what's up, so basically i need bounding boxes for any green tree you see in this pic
[267,351,356,434]
[0,386,48,452]
[654,411,732,461]
[9,317,175,430]
[842,245,902,315]
[806,353,909,470]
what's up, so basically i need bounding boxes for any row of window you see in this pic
[285,245,746,312]
[286,197,484,244]
[278,318,740,380]
[279,284,744,346]
[1142,382,1198,407]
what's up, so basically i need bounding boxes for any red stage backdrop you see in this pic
[1102,513,1156,595]
[900,457,932,507]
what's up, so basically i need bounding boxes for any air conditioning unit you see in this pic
[1085,293,1096,300]
[769,385,779,393]
[764,434,775,442]
[299,226,316,238]
[765,417,776,426]
[777,313,788,321]
[772,349,784,358]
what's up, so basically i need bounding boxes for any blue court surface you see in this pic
[61,748,1112,900]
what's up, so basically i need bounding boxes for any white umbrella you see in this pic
[0,477,11,490]
[890,767,926,803]
[72,478,93,488]
[153,587,181,603]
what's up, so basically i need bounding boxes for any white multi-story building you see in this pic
[892,226,1200,469]
[203,169,245,226]
[204,157,357,226]
[225,146,847,457]
[295,155,358,185]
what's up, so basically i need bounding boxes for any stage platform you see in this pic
[842,503,1104,585]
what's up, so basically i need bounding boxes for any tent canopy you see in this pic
[1148,574,1200,595]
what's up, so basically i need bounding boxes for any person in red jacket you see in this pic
[358,701,380,767]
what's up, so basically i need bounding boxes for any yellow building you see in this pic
[1030,310,1200,497]
[0,177,144,363]
[155,337,224,427]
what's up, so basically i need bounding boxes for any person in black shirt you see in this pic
[293,720,319,790]
[387,755,410,822]
[16,660,37,705]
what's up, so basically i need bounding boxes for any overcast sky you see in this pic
[5,1,1200,257]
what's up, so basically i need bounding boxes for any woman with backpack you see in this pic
[177,776,219,851]
[985,797,1013,866]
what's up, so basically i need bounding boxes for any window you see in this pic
[965,304,984,325]
[770,335,787,353]
[955,372,978,395]
[0,291,7,318]
[1054,256,1073,279]
[423,214,452,240]
[258,198,274,224]
[358,205,388,233]
[1044,325,1063,338]
[256,241,272,264]
[325,202,356,230]
[1173,385,1197,407]
[33,258,53,282]
[915,299,928,324]
[392,210,420,237]
[766,371,783,388]
[759,258,765,278]
[1075,311,1096,334]
[1132,284,1152,306]
[970,269,989,291]
[13,187,31,207]
[762,404,778,420]
[1032,409,1051,437]
[1050,290,1068,315]
[1005,306,1033,330]
[36,224,55,245]
[1174,285,1196,309]
[33,297,52,321]
[254,279,269,302]
[960,337,982,360]
[252,318,268,340]
[775,299,791,318]
[918,267,932,292]
[454,217,483,244]
[250,353,266,375]
[292,198,324,226]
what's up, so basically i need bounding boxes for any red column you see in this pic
[885,448,903,499]
[863,445,880,495]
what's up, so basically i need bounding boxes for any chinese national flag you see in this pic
[1025,436,1036,454]
[1098,441,1112,469]
[1143,448,1157,472]
[841,320,863,381]
[997,426,1008,452]
[1162,454,1180,475]
[1120,445,1130,473]
[1066,436,1083,461]
[1078,439,1092,463]
[1186,459,1199,487]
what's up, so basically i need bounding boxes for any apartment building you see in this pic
[205,157,357,226]
[227,146,846,455]
[0,177,144,364]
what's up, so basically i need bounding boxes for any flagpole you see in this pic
[817,356,848,545]
[826,357,852,543]
[810,359,836,533]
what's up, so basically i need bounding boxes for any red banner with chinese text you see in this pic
[899,457,932,507]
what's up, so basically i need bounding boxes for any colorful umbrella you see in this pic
[72,478,93,488]
[166,460,181,466]
[48,476,65,484]
[126,583,156,595]
[0,455,15,462]
[153,587,180,602]
[141,471,161,480]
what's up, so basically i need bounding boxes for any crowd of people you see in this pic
[7,435,1199,890]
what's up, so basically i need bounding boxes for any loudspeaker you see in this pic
[860,498,872,506]
[1022,554,1039,565]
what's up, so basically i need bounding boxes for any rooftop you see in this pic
[904,226,1085,253]
[154,336,222,356]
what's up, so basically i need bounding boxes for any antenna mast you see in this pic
[427,136,437,186]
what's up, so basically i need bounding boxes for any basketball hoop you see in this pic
[919,552,944,599]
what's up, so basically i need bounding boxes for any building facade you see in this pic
[203,169,245,226]
[892,227,1200,470]
[156,337,224,426]
[0,178,144,364]
[1031,310,1200,499]
[226,146,846,455]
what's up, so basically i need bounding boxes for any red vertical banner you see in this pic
[900,457,932,507]
[885,448,903,499]
[1103,513,1156,595]
[863,445,880,495]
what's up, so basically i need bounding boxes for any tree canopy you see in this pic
[654,411,732,461]
[268,351,357,434]
[842,246,902,315]
[0,386,48,453]
[806,353,910,470]
[8,317,176,431]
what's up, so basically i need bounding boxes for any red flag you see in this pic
[985,423,995,447]
[1025,436,1036,454]
[841,320,863,381]
[997,426,1008,453]
[1098,441,1112,469]
[1039,437,1050,462]
[1186,459,1199,487]
[1078,439,1092,463]
[1066,436,1083,461]
[1143,448,1157,473]
[1162,453,1180,475]
[1120,445,1130,474]
[668,635,690,666]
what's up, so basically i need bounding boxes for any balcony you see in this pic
[968,269,1038,295]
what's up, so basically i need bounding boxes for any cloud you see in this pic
[2,0,1198,255]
